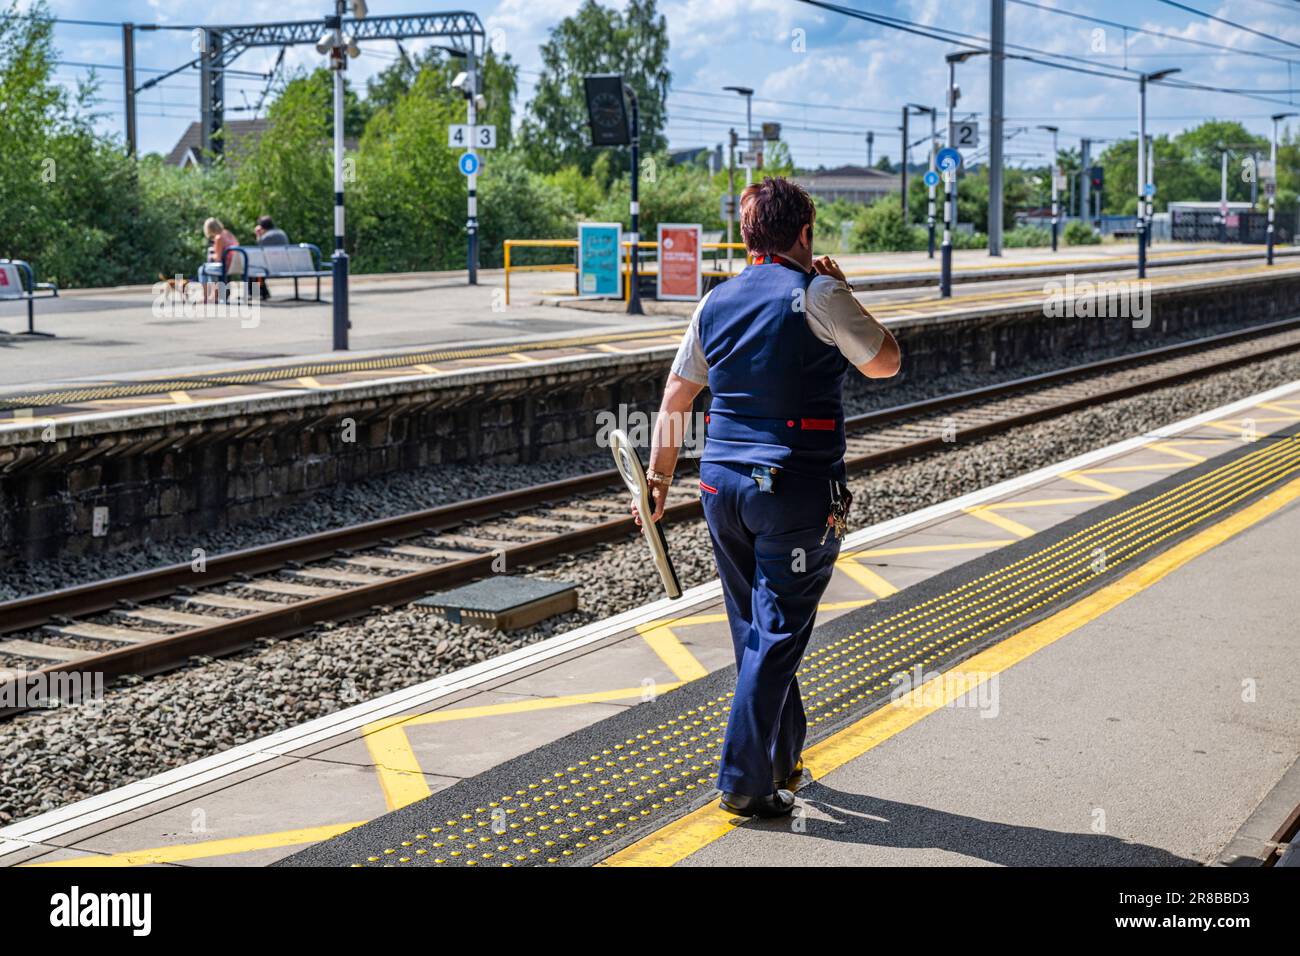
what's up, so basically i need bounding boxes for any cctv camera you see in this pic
[451,71,469,92]
[315,30,335,55]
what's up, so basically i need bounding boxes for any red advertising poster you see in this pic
[657,223,702,301]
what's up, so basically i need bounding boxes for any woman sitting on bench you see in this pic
[200,217,240,303]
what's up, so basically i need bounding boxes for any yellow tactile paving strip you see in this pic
[606,469,1300,866]
[15,395,1300,867]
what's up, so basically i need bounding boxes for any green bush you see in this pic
[1064,220,1101,245]
[811,198,862,255]
[1003,226,1052,248]
[950,230,987,250]
[849,196,921,252]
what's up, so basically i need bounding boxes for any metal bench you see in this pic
[204,244,329,302]
[0,259,59,337]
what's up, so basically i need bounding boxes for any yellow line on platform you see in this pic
[365,683,685,811]
[602,473,1300,867]
[25,822,365,867]
[1061,470,1127,497]
[963,505,1037,538]
[835,557,900,598]
[636,622,711,682]
[1149,441,1209,464]
[854,539,1017,558]
[1079,462,1183,475]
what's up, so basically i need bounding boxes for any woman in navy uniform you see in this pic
[635,177,901,817]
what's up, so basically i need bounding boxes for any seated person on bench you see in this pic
[199,217,240,303]
[254,216,289,301]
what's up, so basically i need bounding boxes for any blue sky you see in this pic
[34,0,1300,166]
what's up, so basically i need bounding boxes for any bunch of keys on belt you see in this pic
[820,480,853,544]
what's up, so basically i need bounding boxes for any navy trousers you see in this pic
[699,460,842,797]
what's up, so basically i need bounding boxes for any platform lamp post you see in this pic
[942,50,985,298]
[1038,125,1059,251]
[1268,113,1296,266]
[1136,68,1179,281]
[584,74,643,315]
[724,86,755,187]
[316,0,366,351]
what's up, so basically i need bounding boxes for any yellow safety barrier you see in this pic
[504,238,750,306]
[503,239,579,306]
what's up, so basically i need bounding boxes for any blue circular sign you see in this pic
[935,147,962,174]
[1143,182,1156,196]
[459,152,480,176]
[923,170,940,187]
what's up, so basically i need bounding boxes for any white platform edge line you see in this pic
[3,378,1297,857]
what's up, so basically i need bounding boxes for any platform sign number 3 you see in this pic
[448,124,497,149]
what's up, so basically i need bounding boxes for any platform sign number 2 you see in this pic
[448,124,497,149]
[954,121,978,149]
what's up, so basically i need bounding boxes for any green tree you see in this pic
[228,71,336,247]
[363,46,517,149]
[349,69,464,272]
[519,0,670,176]
[591,153,722,236]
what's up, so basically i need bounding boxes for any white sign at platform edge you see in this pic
[656,222,703,302]
[448,124,497,150]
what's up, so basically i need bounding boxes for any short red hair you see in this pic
[739,177,815,256]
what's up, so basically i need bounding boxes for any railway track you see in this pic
[5,317,1300,715]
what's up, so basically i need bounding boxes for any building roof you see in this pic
[164,119,272,167]
[793,165,902,201]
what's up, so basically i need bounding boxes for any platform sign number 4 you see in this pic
[448,124,496,149]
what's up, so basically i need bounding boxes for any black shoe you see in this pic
[719,789,796,819]
[774,758,805,792]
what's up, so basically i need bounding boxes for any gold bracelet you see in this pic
[646,469,673,486]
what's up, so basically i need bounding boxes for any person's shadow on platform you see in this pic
[774,781,1197,866]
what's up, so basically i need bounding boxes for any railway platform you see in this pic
[1,244,1296,421]
[4,380,1298,867]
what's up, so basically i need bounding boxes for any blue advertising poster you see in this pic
[578,222,623,298]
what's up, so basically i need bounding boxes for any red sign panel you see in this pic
[657,223,702,301]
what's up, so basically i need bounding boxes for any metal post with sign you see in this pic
[450,116,495,286]
[1039,125,1059,251]
[1267,111,1295,266]
[318,0,366,350]
[937,146,962,299]
[583,73,642,315]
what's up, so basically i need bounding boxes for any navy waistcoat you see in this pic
[698,260,850,479]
